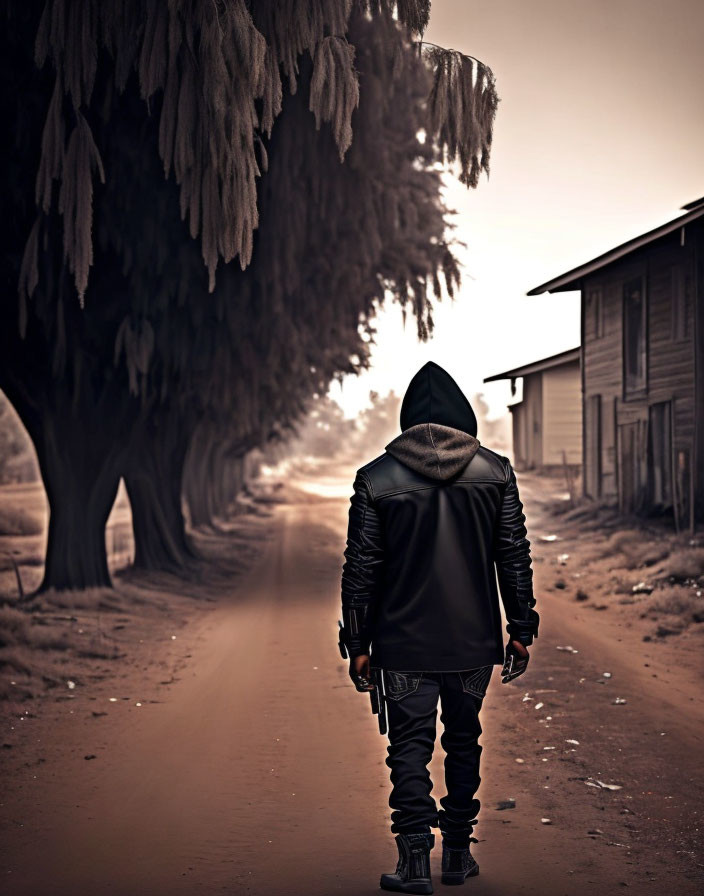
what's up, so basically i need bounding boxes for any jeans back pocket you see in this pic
[384,670,424,701]
[459,665,493,698]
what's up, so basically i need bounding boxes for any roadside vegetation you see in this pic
[538,478,704,642]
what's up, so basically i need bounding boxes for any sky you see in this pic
[329,0,704,422]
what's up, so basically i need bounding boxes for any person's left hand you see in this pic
[501,639,530,683]
[349,654,375,692]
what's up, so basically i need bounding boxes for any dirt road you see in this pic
[1,479,703,895]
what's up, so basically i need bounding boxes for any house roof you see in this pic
[483,346,580,383]
[681,197,704,210]
[527,203,704,295]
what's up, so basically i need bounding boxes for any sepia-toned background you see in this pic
[1,1,702,894]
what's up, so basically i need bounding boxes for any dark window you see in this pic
[623,277,647,397]
[671,266,687,341]
[675,448,691,530]
[586,394,601,499]
[618,421,647,514]
[647,401,672,510]
[586,288,603,339]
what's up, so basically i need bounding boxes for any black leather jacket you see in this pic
[340,361,539,672]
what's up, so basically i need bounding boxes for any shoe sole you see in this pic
[379,875,433,894]
[441,866,479,886]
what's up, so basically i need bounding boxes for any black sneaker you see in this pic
[380,832,435,894]
[441,837,479,885]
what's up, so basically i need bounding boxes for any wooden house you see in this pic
[528,199,704,529]
[484,348,581,472]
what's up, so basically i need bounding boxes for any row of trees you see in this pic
[0,0,499,591]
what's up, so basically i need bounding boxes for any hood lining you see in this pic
[426,422,441,478]
[386,422,481,481]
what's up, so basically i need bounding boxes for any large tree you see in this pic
[1,1,498,590]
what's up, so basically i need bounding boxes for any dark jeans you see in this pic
[381,666,493,847]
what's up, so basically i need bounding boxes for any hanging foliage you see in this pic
[177,4,460,443]
[309,36,360,160]
[24,0,497,306]
[358,2,499,187]
[57,112,105,308]
[424,45,499,187]
[28,0,357,300]
[360,0,431,34]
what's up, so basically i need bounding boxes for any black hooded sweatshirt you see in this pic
[340,361,539,671]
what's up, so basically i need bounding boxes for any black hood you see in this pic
[399,361,478,435]
[385,362,480,481]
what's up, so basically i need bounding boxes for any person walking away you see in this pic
[338,361,539,894]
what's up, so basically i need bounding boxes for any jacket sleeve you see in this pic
[340,470,385,658]
[493,459,540,646]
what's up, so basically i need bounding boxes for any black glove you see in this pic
[501,639,530,683]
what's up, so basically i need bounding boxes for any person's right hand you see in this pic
[349,654,376,692]
[501,639,529,683]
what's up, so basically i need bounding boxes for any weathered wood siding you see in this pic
[510,403,526,467]
[695,221,704,522]
[647,241,695,454]
[524,372,543,468]
[510,373,543,469]
[510,364,581,469]
[582,269,625,500]
[542,361,582,465]
[580,225,701,520]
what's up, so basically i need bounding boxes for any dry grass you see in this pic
[0,603,124,656]
[0,604,32,645]
[27,587,139,613]
[0,646,82,700]
[533,477,704,643]
[574,537,627,565]
[638,586,704,640]
[604,530,672,570]
[0,601,125,700]
[0,585,163,702]
[645,587,704,620]
[652,619,688,638]
[0,604,71,651]
[659,548,704,583]
[0,505,44,537]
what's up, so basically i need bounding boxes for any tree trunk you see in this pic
[183,425,254,529]
[223,455,245,513]
[34,409,126,592]
[1,332,142,592]
[209,442,229,519]
[183,423,218,529]
[124,412,195,572]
